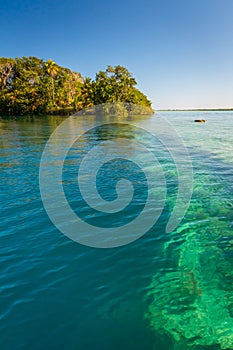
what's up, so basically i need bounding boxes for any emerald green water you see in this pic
[1,112,233,349]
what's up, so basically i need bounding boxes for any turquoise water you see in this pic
[1,112,233,349]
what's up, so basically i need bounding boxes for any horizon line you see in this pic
[155,108,233,112]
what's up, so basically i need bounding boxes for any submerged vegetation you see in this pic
[0,56,153,116]
[145,170,233,349]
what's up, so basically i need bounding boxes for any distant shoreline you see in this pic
[156,108,233,112]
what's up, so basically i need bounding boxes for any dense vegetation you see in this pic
[0,56,153,116]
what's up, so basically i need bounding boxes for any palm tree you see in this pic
[45,59,59,105]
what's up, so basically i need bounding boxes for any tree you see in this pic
[11,57,48,114]
[0,58,15,90]
[45,59,59,106]
[0,58,16,115]
[93,65,135,104]
[93,65,152,110]
[0,57,152,116]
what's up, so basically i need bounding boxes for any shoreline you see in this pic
[156,108,233,112]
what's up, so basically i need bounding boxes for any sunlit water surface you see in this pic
[1,111,233,350]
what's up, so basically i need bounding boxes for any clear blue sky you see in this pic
[1,0,233,109]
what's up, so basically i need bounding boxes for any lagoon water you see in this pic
[1,111,233,350]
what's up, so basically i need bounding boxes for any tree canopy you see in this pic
[0,57,153,116]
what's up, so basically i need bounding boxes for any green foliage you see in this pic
[0,58,153,116]
[93,65,152,108]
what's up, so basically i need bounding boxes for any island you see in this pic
[0,57,153,116]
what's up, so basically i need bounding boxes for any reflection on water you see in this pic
[1,112,233,349]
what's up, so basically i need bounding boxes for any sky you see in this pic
[1,0,233,109]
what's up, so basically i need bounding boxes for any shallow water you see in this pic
[1,111,233,350]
